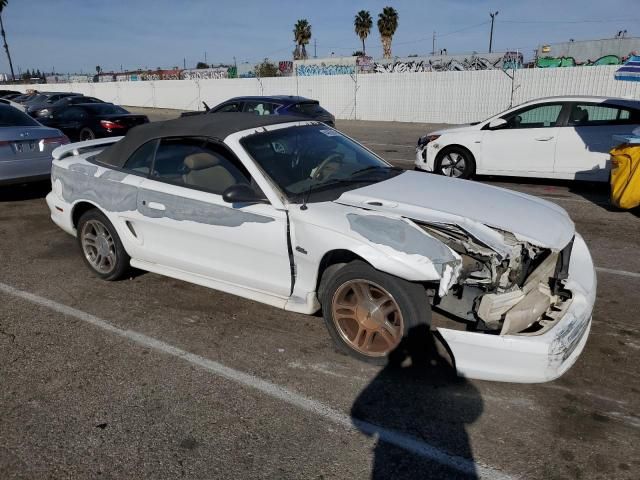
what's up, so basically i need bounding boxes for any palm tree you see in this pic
[377,6,399,59]
[0,0,15,81]
[354,10,373,56]
[293,19,312,60]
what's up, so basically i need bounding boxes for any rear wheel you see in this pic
[320,261,431,364]
[77,209,130,280]
[79,128,96,141]
[435,146,475,179]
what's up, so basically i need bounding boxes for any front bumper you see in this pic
[438,233,596,383]
[415,144,435,172]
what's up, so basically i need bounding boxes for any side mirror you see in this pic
[487,118,507,130]
[222,184,268,204]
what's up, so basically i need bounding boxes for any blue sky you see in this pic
[3,0,640,73]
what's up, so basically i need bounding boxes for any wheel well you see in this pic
[436,144,476,168]
[71,202,98,228]
[315,250,367,299]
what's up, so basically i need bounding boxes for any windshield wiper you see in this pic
[350,165,401,176]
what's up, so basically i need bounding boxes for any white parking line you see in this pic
[596,267,640,279]
[0,281,512,480]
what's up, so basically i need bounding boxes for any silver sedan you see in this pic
[0,104,69,185]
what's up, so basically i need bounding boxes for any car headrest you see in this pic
[184,152,221,170]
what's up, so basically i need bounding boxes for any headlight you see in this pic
[417,134,440,147]
[36,109,50,117]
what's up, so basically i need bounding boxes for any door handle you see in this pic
[534,136,554,141]
[147,201,166,211]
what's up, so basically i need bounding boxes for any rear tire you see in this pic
[435,146,476,179]
[79,128,96,141]
[320,260,431,365]
[76,209,130,281]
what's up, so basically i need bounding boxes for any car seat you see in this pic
[182,152,248,193]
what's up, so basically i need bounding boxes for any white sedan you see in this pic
[416,95,640,181]
[46,114,595,383]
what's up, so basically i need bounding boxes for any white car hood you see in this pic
[427,123,480,136]
[336,171,574,250]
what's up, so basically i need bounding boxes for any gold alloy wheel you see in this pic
[331,279,404,357]
[80,219,117,274]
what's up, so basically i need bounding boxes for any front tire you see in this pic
[435,146,475,179]
[320,261,431,365]
[77,209,130,281]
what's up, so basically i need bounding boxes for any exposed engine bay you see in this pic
[420,223,574,336]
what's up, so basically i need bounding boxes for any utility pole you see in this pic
[314,38,317,58]
[183,58,186,69]
[489,11,499,53]
[204,51,207,63]
[432,31,436,55]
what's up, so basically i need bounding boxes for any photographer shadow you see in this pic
[351,326,483,479]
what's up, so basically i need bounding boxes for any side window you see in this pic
[57,107,87,121]
[123,139,157,175]
[243,101,276,116]
[214,102,240,113]
[568,103,636,126]
[151,137,251,194]
[503,104,563,129]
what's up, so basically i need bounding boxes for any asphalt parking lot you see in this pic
[1,109,639,479]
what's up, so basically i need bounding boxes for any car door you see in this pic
[132,136,292,297]
[52,107,88,139]
[480,102,565,175]
[554,102,640,181]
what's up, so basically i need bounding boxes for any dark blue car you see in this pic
[182,96,335,126]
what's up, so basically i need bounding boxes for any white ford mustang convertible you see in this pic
[47,114,596,382]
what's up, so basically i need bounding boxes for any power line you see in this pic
[501,18,640,24]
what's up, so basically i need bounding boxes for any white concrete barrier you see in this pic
[14,66,640,124]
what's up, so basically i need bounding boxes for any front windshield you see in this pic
[240,124,399,201]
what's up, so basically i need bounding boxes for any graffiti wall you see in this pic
[181,67,237,80]
[371,52,523,73]
[536,53,634,68]
[294,57,357,76]
[278,61,293,76]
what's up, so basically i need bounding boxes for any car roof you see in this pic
[520,95,640,107]
[226,95,316,105]
[95,112,305,168]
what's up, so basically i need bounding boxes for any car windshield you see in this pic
[0,106,40,127]
[85,104,128,114]
[240,124,400,202]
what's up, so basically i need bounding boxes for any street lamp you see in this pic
[489,11,499,53]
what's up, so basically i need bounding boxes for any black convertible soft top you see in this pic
[95,112,307,168]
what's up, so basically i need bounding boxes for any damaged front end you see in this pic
[420,223,575,337]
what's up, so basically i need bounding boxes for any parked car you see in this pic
[0,104,68,185]
[46,113,595,383]
[12,92,40,104]
[0,90,21,98]
[2,93,23,101]
[25,92,82,115]
[182,96,335,126]
[30,95,105,118]
[415,95,640,181]
[38,103,149,141]
[0,97,28,112]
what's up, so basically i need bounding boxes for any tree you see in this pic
[377,6,399,59]
[354,10,373,55]
[0,0,15,80]
[293,19,311,60]
[196,61,209,69]
[254,58,278,77]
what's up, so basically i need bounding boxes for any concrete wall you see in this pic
[15,65,640,124]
